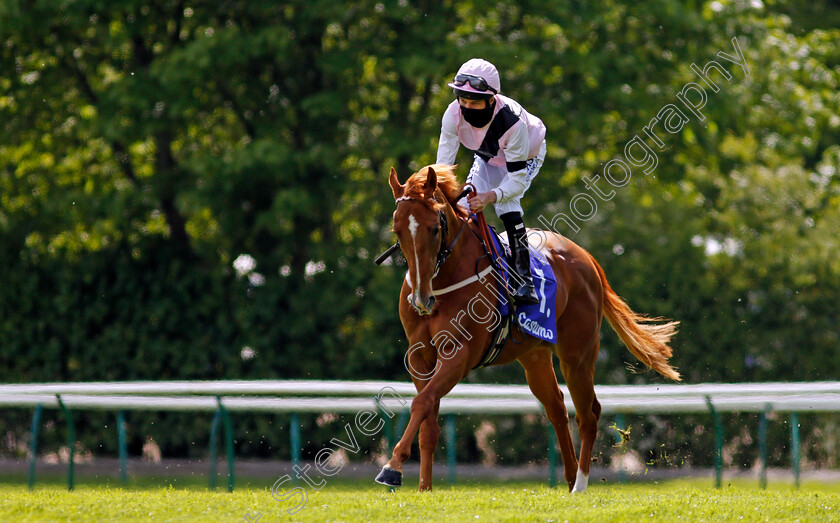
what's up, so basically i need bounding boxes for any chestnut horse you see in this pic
[376,164,680,493]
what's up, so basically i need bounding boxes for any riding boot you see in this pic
[501,212,539,305]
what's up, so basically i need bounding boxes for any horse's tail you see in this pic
[588,253,681,381]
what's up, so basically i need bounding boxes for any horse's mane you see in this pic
[404,164,469,218]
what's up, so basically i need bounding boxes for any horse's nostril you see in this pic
[427,296,436,310]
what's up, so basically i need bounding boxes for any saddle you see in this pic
[472,213,559,368]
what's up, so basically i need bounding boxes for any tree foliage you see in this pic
[1,0,839,463]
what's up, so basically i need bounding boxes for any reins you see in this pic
[434,208,470,275]
[463,184,510,284]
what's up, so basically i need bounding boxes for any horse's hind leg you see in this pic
[518,347,578,491]
[559,344,601,494]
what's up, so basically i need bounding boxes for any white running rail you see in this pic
[0,380,838,414]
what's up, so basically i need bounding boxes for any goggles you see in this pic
[452,73,498,94]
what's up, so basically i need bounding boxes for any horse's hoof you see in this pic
[375,466,403,487]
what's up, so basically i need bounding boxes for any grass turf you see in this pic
[1,478,838,522]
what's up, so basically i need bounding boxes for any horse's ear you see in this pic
[389,167,404,199]
[423,166,437,198]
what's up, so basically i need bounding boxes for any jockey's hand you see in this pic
[468,191,497,213]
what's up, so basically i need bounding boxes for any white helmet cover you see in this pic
[447,58,501,98]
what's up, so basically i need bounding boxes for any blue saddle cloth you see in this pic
[486,226,559,344]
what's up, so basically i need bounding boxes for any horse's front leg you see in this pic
[377,353,466,489]
[418,401,441,491]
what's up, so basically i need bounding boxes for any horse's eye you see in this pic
[432,226,440,235]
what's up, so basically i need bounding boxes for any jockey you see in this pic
[436,58,546,305]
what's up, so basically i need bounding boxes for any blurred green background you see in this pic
[1,0,838,470]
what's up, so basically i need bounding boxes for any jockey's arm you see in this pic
[437,107,474,212]
[436,109,459,166]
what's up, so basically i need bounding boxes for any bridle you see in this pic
[393,194,471,277]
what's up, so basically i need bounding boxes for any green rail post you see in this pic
[56,395,75,491]
[208,409,222,489]
[392,408,410,490]
[375,397,395,452]
[446,414,456,485]
[396,409,409,436]
[790,412,800,488]
[290,412,301,470]
[382,408,409,491]
[705,396,722,489]
[546,417,557,488]
[376,401,396,492]
[614,413,627,483]
[217,397,235,492]
[379,403,394,453]
[28,404,43,490]
[758,403,770,490]
[117,411,128,485]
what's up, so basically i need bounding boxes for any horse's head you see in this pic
[389,165,467,316]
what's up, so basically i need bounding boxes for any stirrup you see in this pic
[513,284,539,305]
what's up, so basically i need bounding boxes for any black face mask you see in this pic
[460,100,495,128]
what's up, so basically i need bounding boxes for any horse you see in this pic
[375,164,680,493]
